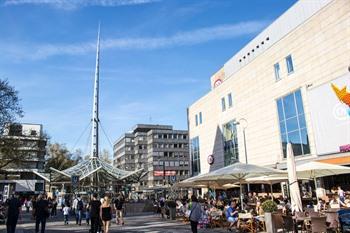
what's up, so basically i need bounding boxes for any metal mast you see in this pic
[91,25,100,159]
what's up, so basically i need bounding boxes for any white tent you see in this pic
[287,143,303,213]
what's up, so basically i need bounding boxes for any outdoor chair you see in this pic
[238,213,255,233]
[295,211,309,231]
[325,212,339,232]
[272,213,284,233]
[282,215,295,232]
[309,216,327,233]
[255,215,265,232]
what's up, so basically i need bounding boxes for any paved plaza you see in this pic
[0,211,230,233]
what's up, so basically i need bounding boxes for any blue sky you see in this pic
[0,0,296,155]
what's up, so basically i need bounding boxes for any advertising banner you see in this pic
[307,73,350,155]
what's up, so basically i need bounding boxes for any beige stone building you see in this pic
[188,0,350,188]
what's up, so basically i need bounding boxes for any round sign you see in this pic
[207,154,214,165]
[214,79,223,88]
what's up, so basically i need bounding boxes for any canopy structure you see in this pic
[296,161,350,179]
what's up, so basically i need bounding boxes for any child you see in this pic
[63,204,70,224]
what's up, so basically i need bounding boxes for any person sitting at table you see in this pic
[226,200,239,232]
[329,195,346,208]
[216,199,224,211]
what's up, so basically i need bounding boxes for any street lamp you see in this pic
[234,118,249,192]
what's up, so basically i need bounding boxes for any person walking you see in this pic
[63,204,70,224]
[114,194,124,225]
[89,193,101,233]
[75,195,83,225]
[5,194,22,233]
[51,197,57,217]
[100,196,112,233]
[85,203,90,225]
[35,194,49,233]
[189,195,203,233]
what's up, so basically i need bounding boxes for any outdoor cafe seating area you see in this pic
[175,143,350,232]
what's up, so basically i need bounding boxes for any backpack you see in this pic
[77,200,84,211]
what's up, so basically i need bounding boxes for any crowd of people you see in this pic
[3,192,125,233]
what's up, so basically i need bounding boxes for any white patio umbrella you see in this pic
[296,161,350,201]
[287,143,303,213]
[195,162,286,209]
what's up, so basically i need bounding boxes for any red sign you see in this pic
[153,171,176,176]
[340,144,350,152]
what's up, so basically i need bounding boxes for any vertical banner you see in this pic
[307,73,350,155]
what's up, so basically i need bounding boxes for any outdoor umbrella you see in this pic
[194,162,286,209]
[296,161,350,201]
[287,143,303,213]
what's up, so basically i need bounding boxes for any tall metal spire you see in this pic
[91,24,100,158]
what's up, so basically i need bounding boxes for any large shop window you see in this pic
[277,89,310,158]
[223,121,239,166]
[191,137,201,176]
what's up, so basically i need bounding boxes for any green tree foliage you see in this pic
[0,79,23,133]
[45,143,81,172]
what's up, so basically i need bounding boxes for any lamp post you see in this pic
[234,118,249,192]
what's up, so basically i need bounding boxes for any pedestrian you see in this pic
[75,195,83,225]
[100,196,112,233]
[63,204,70,224]
[114,194,124,225]
[24,198,31,213]
[85,203,90,225]
[89,193,101,233]
[189,195,203,233]
[338,186,345,203]
[34,194,49,233]
[52,197,57,216]
[5,194,22,233]
[159,197,165,219]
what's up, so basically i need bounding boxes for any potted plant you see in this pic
[261,200,278,233]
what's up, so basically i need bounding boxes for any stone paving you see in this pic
[0,211,231,233]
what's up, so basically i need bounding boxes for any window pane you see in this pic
[298,113,306,129]
[283,93,297,119]
[281,133,288,158]
[300,129,310,155]
[223,120,239,166]
[286,116,299,133]
[228,93,233,107]
[286,55,294,73]
[199,112,202,124]
[280,121,286,135]
[277,99,284,122]
[288,131,302,156]
[274,63,280,81]
[221,97,226,111]
[195,114,198,126]
[294,90,304,115]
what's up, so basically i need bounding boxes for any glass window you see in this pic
[274,63,281,81]
[195,114,198,126]
[223,121,239,166]
[199,112,203,124]
[221,97,226,112]
[228,93,233,108]
[276,89,310,158]
[190,137,201,176]
[286,55,294,74]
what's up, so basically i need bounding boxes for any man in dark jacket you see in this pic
[89,193,101,233]
[35,194,49,233]
[6,194,22,233]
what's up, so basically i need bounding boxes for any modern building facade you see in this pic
[0,123,47,195]
[188,0,350,188]
[113,124,190,192]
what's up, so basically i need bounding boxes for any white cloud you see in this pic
[3,0,159,10]
[0,20,269,60]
